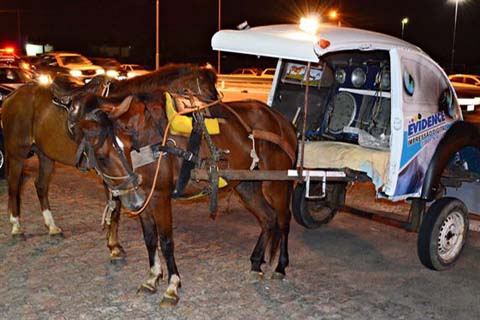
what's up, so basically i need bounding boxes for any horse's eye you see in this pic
[97,155,110,166]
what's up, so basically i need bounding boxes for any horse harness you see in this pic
[130,95,296,218]
[71,90,295,221]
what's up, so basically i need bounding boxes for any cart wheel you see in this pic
[0,138,4,179]
[292,182,346,229]
[417,197,469,271]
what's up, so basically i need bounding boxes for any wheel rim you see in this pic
[0,149,4,170]
[437,211,465,261]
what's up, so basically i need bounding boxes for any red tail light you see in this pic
[318,39,331,49]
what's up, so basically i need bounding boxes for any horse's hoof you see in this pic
[11,225,24,237]
[11,232,26,241]
[48,226,63,237]
[137,283,157,295]
[159,294,179,308]
[249,271,264,283]
[271,272,286,280]
[110,246,126,260]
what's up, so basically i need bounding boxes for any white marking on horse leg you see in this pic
[143,253,163,291]
[42,209,62,235]
[9,214,24,235]
[164,274,181,299]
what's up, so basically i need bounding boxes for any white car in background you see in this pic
[121,64,150,78]
[34,52,104,84]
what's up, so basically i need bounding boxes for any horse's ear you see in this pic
[201,66,217,83]
[78,119,101,134]
[101,95,133,119]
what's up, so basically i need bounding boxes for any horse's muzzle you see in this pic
[119,188,146,211]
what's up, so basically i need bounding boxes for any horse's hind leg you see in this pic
[8,156,26,236]
[35,153,62,236]
[262,181,291,279]
[235,181,276,278]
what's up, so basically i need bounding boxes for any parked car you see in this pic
[121,64,149,78]
[260,68,276,78]
[33,52,104,84]
[231,68,262,76]
[0,65,33,89]
[0,84,15,178]
[448,74,480,98]
[89,57,127,80]
[0,48,19,65]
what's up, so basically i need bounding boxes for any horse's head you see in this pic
[170,65,219,101]
[111,63,220,103]
[75,93,146,211]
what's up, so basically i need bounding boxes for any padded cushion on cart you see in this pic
[300,141,389,189]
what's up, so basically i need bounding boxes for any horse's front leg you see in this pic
[155,194,181,308]
[104,196,126,261]
[138,212,164,294]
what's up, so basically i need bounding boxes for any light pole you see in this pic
[217,0,221,73]
[450,0,464,72]
[155,0,160,69]
[401,17,409,39]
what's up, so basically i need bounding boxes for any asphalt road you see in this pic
[1,159,480,320]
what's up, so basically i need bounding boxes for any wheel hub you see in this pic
[437,211,465,261]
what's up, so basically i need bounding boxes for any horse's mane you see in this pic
[111,63,216,97]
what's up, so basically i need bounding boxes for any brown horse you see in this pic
[1,64,218,261]
[74,88,297,307]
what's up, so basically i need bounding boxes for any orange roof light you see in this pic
[4,47,15,54]
[318,39,331,49]
[329,10,338,20]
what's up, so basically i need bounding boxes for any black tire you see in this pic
[0,137,4,179]
[417,197,469,271]
[292,182,346,229]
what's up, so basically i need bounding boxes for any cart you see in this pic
[211,22,480,271]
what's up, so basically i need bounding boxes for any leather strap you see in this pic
[220,102,295,165]
[251,129,296,165]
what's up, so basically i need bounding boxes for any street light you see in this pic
[328,10,341,26]
[401,17,409,39]
[155,0,160,69]
[450,0,465,72]
[217,0,221,74]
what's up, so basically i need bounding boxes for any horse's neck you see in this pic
[138,107,166,147]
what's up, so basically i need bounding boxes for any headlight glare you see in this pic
[69,70,82,77]
[106,70,119,78]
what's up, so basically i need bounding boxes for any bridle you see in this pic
[74,108,142,197]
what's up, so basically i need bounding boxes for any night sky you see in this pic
[0,0,479,72]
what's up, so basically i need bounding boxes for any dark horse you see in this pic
[1,64,218,260]
[74,87,297,306]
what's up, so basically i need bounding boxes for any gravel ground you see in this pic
[1,160,479,319]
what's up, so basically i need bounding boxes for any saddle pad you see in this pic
[300,141,390,190]
[165,92,220,136]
